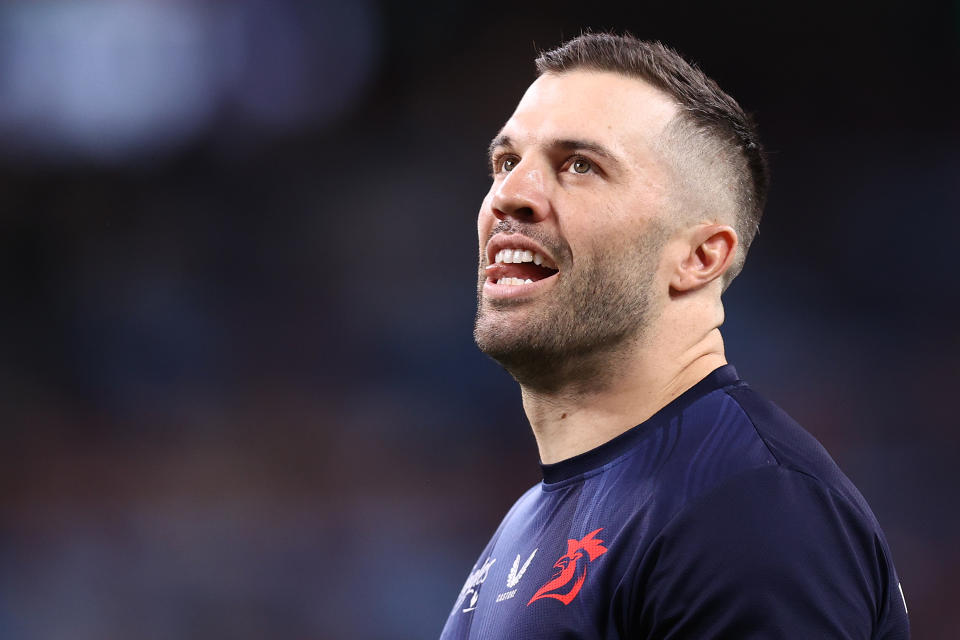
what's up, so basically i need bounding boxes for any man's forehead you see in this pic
[499,70,678,152]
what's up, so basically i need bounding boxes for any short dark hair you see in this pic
[535,33,769,286]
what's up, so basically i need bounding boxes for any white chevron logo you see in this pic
[506,549,538,588]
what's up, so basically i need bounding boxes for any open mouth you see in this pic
[487,248,560,285]
[487,249,557,285]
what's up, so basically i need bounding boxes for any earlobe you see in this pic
[670,225,738,292]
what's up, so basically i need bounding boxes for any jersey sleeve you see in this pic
[627,465,909,639]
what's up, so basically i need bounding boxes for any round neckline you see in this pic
[539,365,741,485]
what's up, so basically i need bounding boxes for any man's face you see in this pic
[473,70,680,388]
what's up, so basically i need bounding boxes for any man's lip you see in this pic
[485,233,559,270]
[482,272,559,299]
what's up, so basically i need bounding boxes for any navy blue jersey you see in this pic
[439,366,909,639]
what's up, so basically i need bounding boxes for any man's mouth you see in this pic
[486,248,560,286]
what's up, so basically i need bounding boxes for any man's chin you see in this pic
[473,317,535,363]
[474,335,590,392]
[474,316,567,381]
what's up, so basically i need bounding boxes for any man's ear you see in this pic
[669,224,738,292]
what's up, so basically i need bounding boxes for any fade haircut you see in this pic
[536,33,769,287]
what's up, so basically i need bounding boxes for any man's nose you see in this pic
[490,163,550,223]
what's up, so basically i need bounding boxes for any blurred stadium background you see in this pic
[0,1,957,638]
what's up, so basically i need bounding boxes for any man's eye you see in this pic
[501,157,517,172]
[570,158,592,174]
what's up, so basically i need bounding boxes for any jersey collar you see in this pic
[539,365,741,485]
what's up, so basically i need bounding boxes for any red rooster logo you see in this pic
[527,528,608,606]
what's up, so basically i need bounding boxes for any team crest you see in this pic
[527,528,608,606]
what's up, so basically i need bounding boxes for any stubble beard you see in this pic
[473,226,665,394]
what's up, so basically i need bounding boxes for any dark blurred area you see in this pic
[0,0,957,637]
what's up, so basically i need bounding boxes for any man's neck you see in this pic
[520,326,728,465]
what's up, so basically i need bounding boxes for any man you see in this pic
[439,33,909,639]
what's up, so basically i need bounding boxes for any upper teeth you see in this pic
[495,249,547,265]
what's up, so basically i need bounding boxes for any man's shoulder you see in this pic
[630,375,884,541]
[630,459,907,638]
[718,381,879,523]
[625,380,909,638]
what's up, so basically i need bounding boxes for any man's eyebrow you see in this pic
[488,134,511,162]
[486,135,624,171]
[551,139,622,167]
